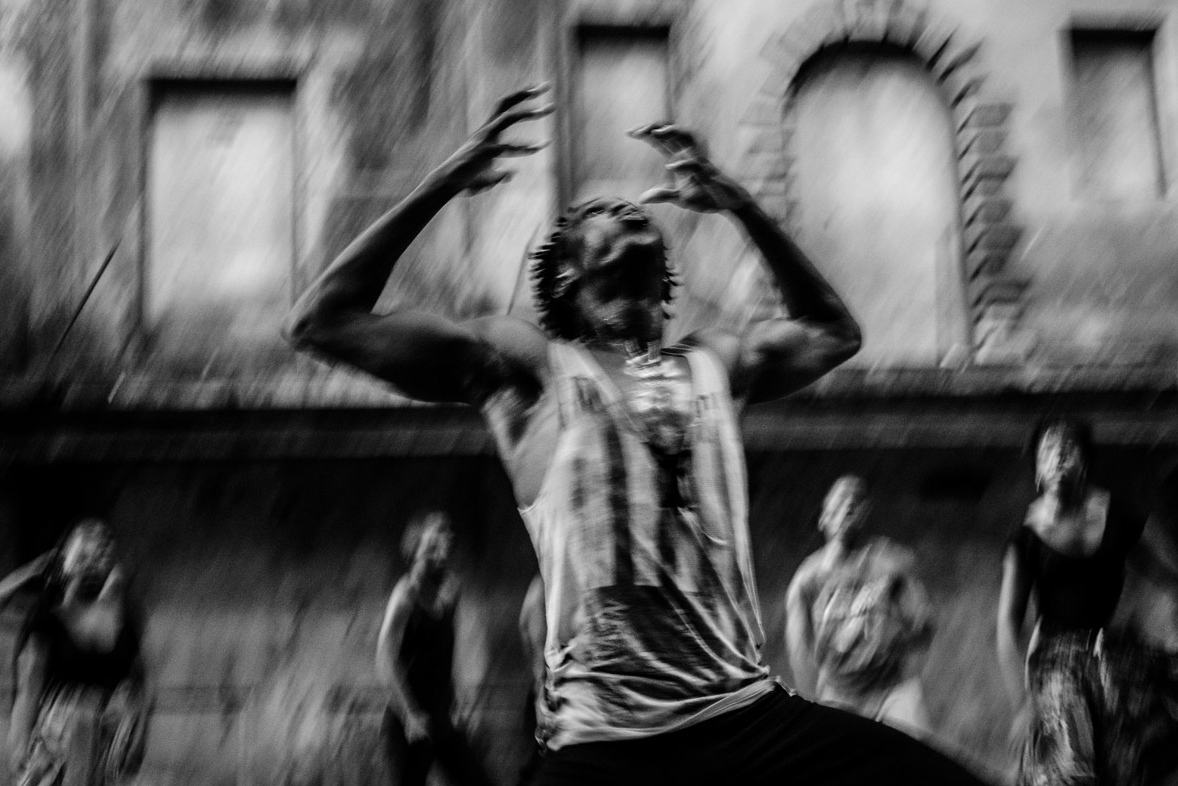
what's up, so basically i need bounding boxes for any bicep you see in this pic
[784,576,815,640]
[693,320,857,404]
[998,545,1032,624]
[291,311,540,405]
[378,588,412,649]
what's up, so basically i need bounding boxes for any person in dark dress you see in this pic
[997,417,1150,785]
[7,519,149,786]
[375,512,493,786]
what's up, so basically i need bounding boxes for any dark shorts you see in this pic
[382,706,494,786]
[531,684,992,786]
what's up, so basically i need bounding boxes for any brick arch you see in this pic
[736,0,1033,365]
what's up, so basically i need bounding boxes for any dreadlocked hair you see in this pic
[528,207,678,341]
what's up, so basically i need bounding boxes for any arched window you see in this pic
[790,44,970,367]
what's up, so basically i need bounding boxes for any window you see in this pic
[1069,28,1164,199]
[790,45,969,366]
[571,26,671,204]
[145,80,296,374]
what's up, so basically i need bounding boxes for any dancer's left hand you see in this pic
[628,124,749,212]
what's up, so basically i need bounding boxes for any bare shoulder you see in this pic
[465,315,551,376]
[684,322,838,401]
[788,550,827,596]
[873,537,917,571]
[386,578,415,613]
[681,327,741,374]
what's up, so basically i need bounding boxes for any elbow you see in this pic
[828,321,862,365]
[283,305,332,356]
[281,305,313,351]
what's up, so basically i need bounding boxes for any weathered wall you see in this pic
[0,52,31,373]
[0,0,1177,396]
[1,1,1177,780]
[0,446,1173,783]
[692,0,1178,367]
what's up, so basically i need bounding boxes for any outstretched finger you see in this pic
[637,186,680,205]
[467,169,514,194]
[490,83,551,120]
[650,125,701,155]
[628,123,680,157]
[486,105,555,137]
[666,158,706,173]
[495,141,550,157]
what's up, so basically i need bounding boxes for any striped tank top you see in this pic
[519,341,773,750]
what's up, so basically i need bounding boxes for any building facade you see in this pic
[1,0,1176,782]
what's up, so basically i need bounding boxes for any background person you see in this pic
[997,416,1149,786]
[8,519,149,786]
[375,512,493,786]
[785,474,935,737]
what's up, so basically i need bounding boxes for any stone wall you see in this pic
[0,0,1176,401]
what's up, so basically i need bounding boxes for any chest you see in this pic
[483,352,704,507]
[55,601,124,654]
[1027,494,1110,558]
[582,349,697,454]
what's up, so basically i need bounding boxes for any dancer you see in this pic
[785,474,934,736]
[375,512,492,786]
[997,416,1151,785]
[288,83,989,784]
[7,519,149,786]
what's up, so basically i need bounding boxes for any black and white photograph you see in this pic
[1,0,1176,784]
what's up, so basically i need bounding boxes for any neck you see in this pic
[830,535,858,554]
[1044,481,1086,511]
[584,333,659,357]
[411,566,445,597]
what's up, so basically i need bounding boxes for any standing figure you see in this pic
[7,519,149,786]
[375,512,492,786]
[288,84,990,784]
[996,417,1150,786]
[785,474,934,736]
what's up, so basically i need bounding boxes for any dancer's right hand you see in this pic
[404,709,432,744]
[436,83,553,195]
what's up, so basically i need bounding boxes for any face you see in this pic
[61,523,115,594]
[414,514,453,575]
[819,476,869,543]
[564,198,667,344]
[1036,425,1086,492]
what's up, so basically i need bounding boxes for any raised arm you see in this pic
[629,125,861,403]
[375,581,431,743]
[285,86,553,404]
[996,542,1033,708]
